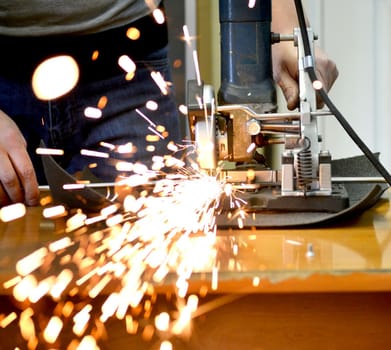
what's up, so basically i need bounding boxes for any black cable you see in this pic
[293,0,391,186]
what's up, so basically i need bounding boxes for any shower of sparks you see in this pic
[0,12,253,349]
[2,156,245,348]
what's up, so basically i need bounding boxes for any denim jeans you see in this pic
[0,46,181,184]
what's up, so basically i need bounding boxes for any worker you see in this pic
[0,0,338,207]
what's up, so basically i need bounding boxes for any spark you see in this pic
[19,308,36,342]
[16,247,48,276]
[252,276,261,287]
[32,55,79,100]
[247,142,256,153]
[173,59,182,69]
[116,161,134,172]
[80,149,109,159]
[151,71,169,95]
[2,276,21,289]
[286,239,303,246]
[125,315,138,334]
[153,8,165,24]
[146,134,161,142]
[3,163,246,348]
[118,55,136,75]
[187,294,199,312]
[49,237,73,252]
[313,79,323,90]
[160,341,173,350]
[183,25,191,45]
[77,335,98,350]
[148,125,165,139]
[182,25,201,86]
[100,141,115,151]
[135,108,157,127]
[126,27,141,40]
[66,210,87,232]
[84,106,102,119]
[182,24,197,47]
[36,147,65,156]
[13,275,37,302]
[155,312,170,331]
[117,142,135,154]
[50,269,74,300]
[178,104,188,115]
[0,312,18,328]
[63,183,87,190]
[92,50,99,61]
[97,96,108,109]
[43,316,63,343]
[211,266,219,291]
[43,205,67,218]
[0,202,26,222]
[146,100,158,111]
[192,50,202,86]
[248,0,256,8]
[167,142,179,152]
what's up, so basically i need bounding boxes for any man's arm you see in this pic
[271,0,338,109]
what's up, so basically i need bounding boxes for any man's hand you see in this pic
[272,43,339,110]
[0,110,40,206]
[272,0,339,110]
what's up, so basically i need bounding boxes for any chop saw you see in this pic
[186,0,391,225]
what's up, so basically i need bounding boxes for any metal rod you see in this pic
[38,182,117,191]
[332,177,387,183]
[37,176,388,193]
[216,104,332,120]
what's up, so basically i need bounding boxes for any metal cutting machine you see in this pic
[187,0,349,214]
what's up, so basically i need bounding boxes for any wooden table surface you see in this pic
[1,188,391,349]
[1,189,391,294]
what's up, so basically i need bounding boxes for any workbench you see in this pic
[1,188,391,349]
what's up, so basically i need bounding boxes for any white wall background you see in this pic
[303,0,391,171]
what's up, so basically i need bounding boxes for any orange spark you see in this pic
[126,27,141,40]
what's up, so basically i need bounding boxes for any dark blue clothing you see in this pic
[0,14,180,184]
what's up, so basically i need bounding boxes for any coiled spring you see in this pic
[297,137,313,190]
